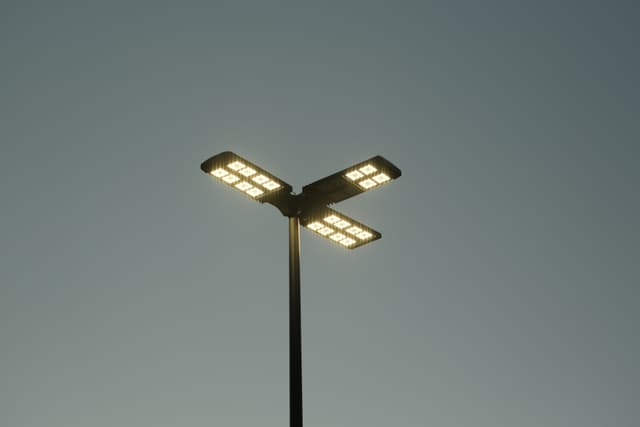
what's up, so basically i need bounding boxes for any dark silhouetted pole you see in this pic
[289,216,302,427]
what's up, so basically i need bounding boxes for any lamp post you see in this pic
[200,151,401,427]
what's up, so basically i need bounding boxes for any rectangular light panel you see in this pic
[301,155,402,206]
[201,151,293,202]
[300,207,381,249]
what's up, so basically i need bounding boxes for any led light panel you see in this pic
[201,151,293,204]
[300,155,401,205]
[301,207,381,249]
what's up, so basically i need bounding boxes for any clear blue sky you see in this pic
[1,1,638,426]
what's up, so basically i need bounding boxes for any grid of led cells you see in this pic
[209,160,283,198]
[344,163,391,190]
[306,214,375,248]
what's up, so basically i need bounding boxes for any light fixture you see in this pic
[200,150,401,427]
[201,152,292,202]
[300,155,402,207]
[299,206,381,249]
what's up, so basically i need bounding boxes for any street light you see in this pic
[200,151,401,427]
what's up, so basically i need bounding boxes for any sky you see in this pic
[1,1,638,426]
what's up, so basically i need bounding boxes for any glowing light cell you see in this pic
[330,233,347,242]
[318,227,334,236]
[334,220,350,229]
[359,164,377,175]
[235,181,253,191]
[373,173,390,184]
[222,174,240,184]
[307,222,324,231]
[228,161,246,171]
[340,238,357,246]
[263,181,281,191]
[211,168,229,178]
[324,215,341,224]
[252,174,270,184]
[346,170,364,181]
[346,226,363,235]
[246,187,264,197]
[357,231,373,240]
[239,167,257,177]
[359,179,378,189]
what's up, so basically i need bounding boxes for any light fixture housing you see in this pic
[202,151,400,250]
[299,206,381,249]
[300,155,401,207]
[201,151,293,206]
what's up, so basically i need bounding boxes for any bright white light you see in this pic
[346,226,362,235]
[318,227,334,236]
[222,174,240,184]
[359,179,378,189]
[239,167,256,177]
[359,164,377,175]
[263,181,281,191]
[373,173,390,184]
[357,231,373,240]
[324,215,340,224]
[252,174,270,184]
[346,170,364,181]
[330,233,346,242]
[228,161,246,171]
[235,181,253,191]
[307,222,324,231]
[334,220,350,229]
[340,238,357,246]
[211,168,228,178]
[246,187,264,197]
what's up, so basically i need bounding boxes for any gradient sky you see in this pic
[1,1,638,426]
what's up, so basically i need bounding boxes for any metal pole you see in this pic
[289,216,302,427]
